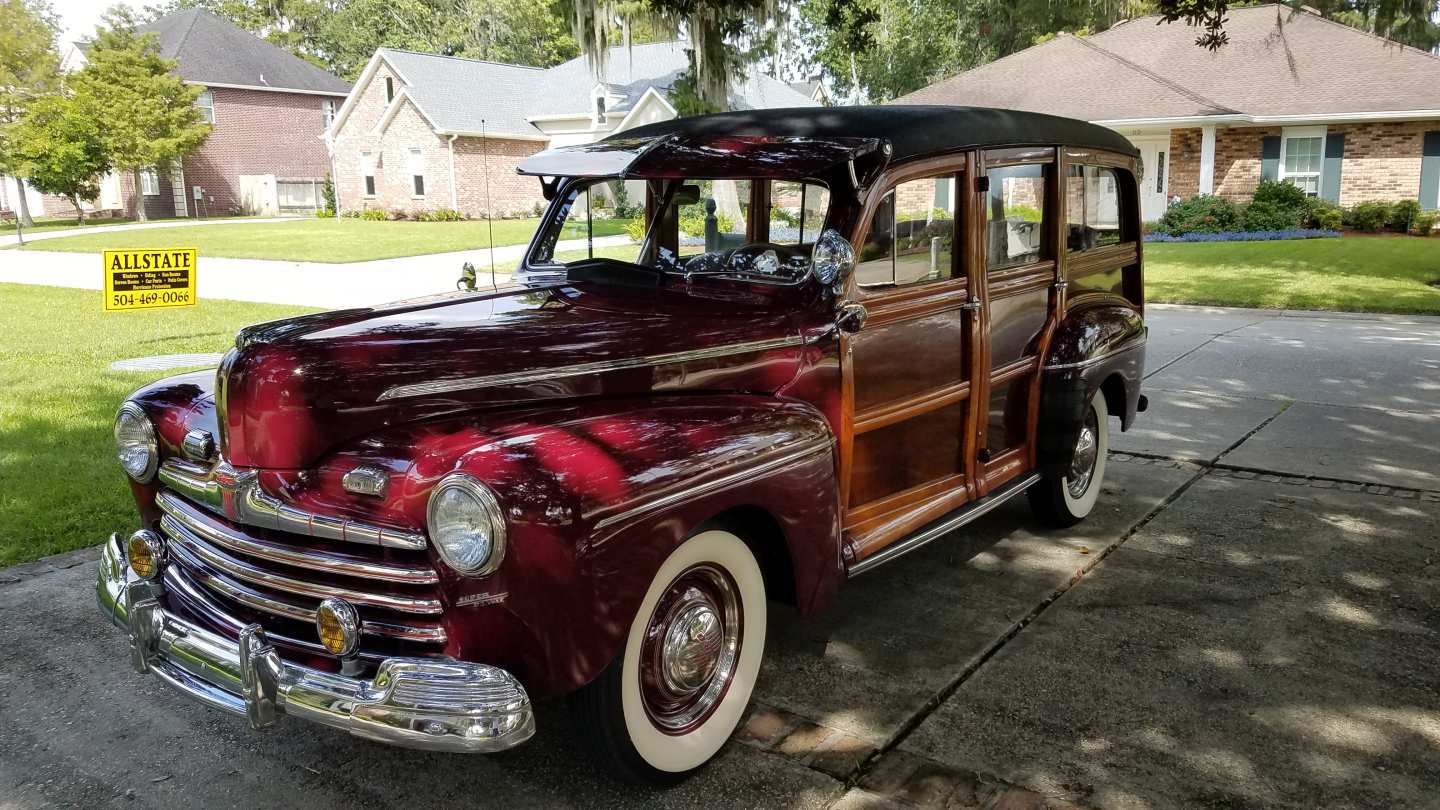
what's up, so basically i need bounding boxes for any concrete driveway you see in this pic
[2,306,1437,809]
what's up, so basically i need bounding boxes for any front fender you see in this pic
[363,395,840,697]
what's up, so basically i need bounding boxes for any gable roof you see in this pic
[897,4,1440,124]
[139,9,350,96]
[345,42,818,139]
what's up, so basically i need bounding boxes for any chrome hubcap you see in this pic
[640,564,742,734]
[1067,407,1100,499]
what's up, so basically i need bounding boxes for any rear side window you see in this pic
[985,163,1046,269]
[857,174,958,287]
[1066,165,1123,252]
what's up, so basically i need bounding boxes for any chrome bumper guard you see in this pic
[96,533,535,753]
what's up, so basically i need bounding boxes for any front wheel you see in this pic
[1029,388,1108,527]
[570,529,767,784]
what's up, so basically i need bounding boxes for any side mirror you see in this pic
[674,184,702,205]
[810,228,855,291]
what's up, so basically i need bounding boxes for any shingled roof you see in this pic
[139,9,350,96]
[896,4,1440,123]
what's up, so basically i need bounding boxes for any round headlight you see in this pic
[115,402,158,483]
[426,473,506,576]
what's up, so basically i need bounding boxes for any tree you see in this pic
[71,10,210,221]
[10,92,110,223]
[0,0,61,227]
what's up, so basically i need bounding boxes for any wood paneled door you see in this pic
[842,157,982,562]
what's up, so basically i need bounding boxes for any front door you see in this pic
[1131,136,1170,220]
[975,149,1058,492]
[842,161,981,561]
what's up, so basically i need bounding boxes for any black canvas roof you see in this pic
[615,105,1139,161]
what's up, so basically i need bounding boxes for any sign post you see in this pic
[103,249,198,311]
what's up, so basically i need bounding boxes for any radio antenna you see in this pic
[480,118,498,290]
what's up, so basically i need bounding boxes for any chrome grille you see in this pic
[156,488,446,652]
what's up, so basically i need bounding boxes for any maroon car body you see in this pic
[98,106,1145,781]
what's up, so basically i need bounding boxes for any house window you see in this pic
[407,148,425,197]
[195,89,214,124]
[139,168,160,196]
[360,152,376,197]
[1280,126,1326,197]
[322,99,336,129]
[385,76,394,102]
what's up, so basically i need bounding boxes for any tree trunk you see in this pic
[71,194,86,224]
[15,180,35,228]
[131,167,148,222]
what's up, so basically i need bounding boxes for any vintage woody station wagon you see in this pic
[99,106,1147,782]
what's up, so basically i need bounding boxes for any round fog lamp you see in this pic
[427,473,506,576]
[315,598,360,657]
[127,529,164,580]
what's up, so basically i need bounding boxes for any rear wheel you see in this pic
[570,529,767,784]
[1029,388,1108,527]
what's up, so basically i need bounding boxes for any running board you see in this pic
[846,473,1041,577]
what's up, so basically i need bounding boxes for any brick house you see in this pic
[896,4,1440,221]
[22,9,351,220]
[327,43,817,218]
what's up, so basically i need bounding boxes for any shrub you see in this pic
[314,208,335,219]
[1345,201,1391,232]
[623,218,647,242]
[1302,198,1343,231]
[1388,199,1421,233]
[357,207,388,221]
[1411,210,1438,236]
[611,183,642,219]
[1155,195,1241,236]
[321,174,336,214]
[1251,179,1310,212]
[415,208,466,222]
[1240,200,1304,232]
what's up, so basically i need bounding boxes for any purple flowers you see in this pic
[1144,229,1340,243]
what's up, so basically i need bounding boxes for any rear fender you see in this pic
[1037,303,1146,476]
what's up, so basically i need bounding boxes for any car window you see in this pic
[857,174,958,287]
[768,181,830,246]
[986,163,1046,270]
[1066,165,1123,252]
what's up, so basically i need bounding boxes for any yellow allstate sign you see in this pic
[103,249,198,311]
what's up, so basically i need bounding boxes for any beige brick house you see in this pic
[897,4,1440,221]
[326,43,817,218]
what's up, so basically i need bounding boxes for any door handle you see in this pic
[837,302,868,334]
[960,296,982,312]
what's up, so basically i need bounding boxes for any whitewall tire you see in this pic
[571,529,767,783]
[1029,389,1109,527]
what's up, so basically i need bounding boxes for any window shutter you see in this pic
[1321,133,1344,203]
[1260,136,1281,182]
[1420,131,1440,211]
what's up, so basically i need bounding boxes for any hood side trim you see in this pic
[377,335,811,402]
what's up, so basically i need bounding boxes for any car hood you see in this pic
[219,283,809,469]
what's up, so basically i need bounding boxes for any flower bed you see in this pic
[1145,229,1340,243]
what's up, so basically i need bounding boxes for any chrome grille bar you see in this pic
[165,544,447,643]
[156,491,438,585]
[161,515,443,615]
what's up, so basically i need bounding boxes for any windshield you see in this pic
[528,178,831,285]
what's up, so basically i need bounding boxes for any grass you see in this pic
[0,283,316,567]
[1146,236,1440,315]
[3,216,137,236]
[20,217,634,263]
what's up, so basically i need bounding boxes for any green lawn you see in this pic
[1146,236,1440,315]
[3,216,139,237]
[19,217,634,263]
[0,283,316,566]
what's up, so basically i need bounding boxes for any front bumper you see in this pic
[96,533,535,753]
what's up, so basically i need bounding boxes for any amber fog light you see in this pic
[126,530,164,580]
[315,598,360,658]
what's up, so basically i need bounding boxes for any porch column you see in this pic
[1198,125,1217,195]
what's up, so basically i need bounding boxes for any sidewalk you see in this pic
[0,216,296,248]
[0,235,631,308]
